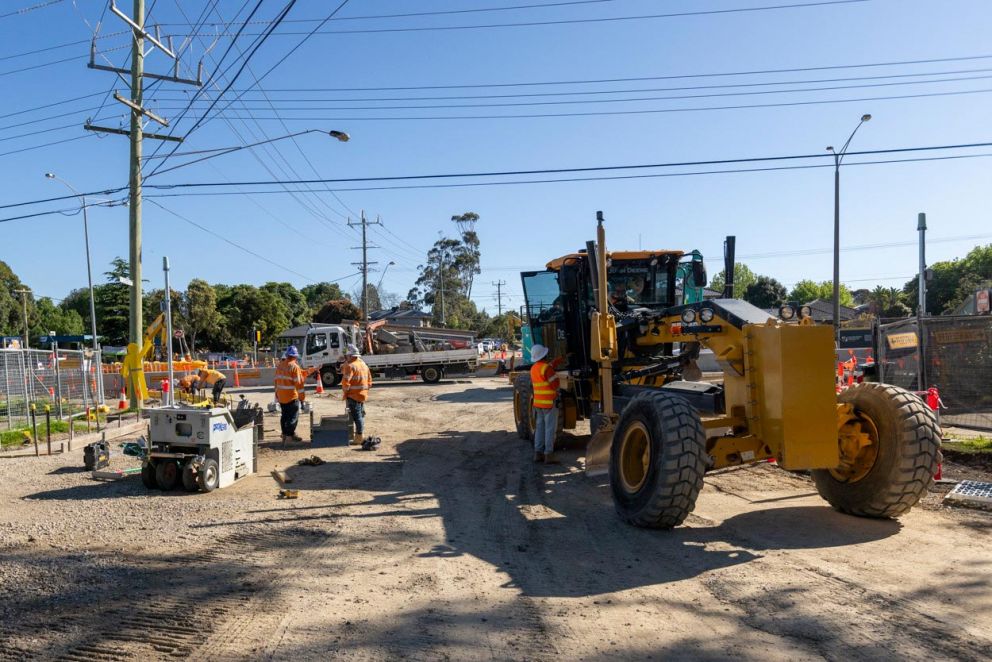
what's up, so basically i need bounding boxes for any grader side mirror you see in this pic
[691,260,707,288]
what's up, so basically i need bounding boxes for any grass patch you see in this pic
[943,436,992,454]
[0,418,109,449]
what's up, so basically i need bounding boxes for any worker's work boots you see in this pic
[350,432,363,446]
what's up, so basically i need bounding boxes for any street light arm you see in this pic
[837,114,872,163]
[149,128,350,177]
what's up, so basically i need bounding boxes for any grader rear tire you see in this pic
[812,383,941,518]
[609,391,707,529]
[512,374,534,441]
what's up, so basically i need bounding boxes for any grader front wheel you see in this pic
[813,383,941,518]
[512,374,534,441]
[609,391,707,529]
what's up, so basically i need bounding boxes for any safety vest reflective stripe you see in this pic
[530,361,557,409]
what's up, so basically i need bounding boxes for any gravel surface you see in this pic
[1,377,990,661]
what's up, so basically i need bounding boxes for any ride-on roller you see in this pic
[512,212,941,528]
[141,406,257,493]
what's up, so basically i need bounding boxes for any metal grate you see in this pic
[944,480,992,509]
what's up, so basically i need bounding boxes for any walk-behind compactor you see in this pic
[513,213,941,528]
[141,407,257,493]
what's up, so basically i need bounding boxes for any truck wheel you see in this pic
[422,366,443,384]
[609,391,706,529]
[512,374,534,441]
[181,462,199,492]
[155,460,181,491]
[141,462,158,490]
[198,458,220,492]
[321,368,341,387]
[812,383,941,518]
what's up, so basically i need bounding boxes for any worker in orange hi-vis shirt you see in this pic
[274,346,308,443]
[340,344,372,445]
[529,343,564,465]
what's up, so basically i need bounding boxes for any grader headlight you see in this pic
[779,304,796,321]
[799,304,812,319]
[699,308,714,323]
[681,309,697,324]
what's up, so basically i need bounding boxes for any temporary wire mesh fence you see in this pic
[879,315,992,431]
[0,348,105,432]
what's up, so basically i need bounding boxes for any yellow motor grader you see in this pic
[512,212,940,528]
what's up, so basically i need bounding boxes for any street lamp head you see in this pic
[826,146,835,152]
[44,172,56,179]
[328,130,350,142]
[861,114,872,122]
[388,261,396,266]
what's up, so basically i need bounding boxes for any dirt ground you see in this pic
[1,377,991,661]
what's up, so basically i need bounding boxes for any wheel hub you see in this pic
[831,403,879,483]
[618,421,651,493]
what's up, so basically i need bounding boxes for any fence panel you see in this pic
[922,316,992,430]
[0,348,105,431]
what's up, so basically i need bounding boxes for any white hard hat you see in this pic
[345,343,360,356]
[530,344,549,362]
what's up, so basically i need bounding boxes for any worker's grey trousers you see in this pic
[532,407,558,454]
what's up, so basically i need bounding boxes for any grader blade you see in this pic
[584,425,613,477]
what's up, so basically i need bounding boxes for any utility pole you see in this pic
[85,0,201,406]
[349,211,382,321]
[13,289,31,349]
[492,280,506,316]
[917,212,927,391]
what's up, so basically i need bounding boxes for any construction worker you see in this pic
[341,343,372,445]
[529,343,562,464]
[195,367,227,405]
[274,346,307,443]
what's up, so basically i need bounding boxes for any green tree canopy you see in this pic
[903,244,992,314]
[301,282,345,314]
[743,276,788,308]
[181,279,222,352]
[30,297,84,339]
[789,279,854,307]
[261,282,309,327]
[215,285,289,351]
[708,263,757,299]
[866,286,911,318]
[0,260,33,337]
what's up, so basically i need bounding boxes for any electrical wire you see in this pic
[0,0,64,20]
[204,85,992,121]
[0,134,94,158]
[147,199,324,282]
[146,1,873,37]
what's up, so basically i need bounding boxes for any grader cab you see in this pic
[512,212,941,529]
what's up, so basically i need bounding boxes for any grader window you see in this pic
[522,271,564,324]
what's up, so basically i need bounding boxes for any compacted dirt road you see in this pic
[1,377,990,661]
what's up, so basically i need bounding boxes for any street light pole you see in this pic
[13,288,31,349]
[826,113,871,345]
[376,261,396,294]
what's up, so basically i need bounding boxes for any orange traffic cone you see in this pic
[315,371,324,395]
[118,388,127,409]
[233,363,241,387]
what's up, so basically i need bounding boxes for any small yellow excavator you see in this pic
[512,212,940,528]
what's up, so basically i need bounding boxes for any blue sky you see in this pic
[2,0,991,316]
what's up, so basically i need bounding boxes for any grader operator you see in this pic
[512,212,940,529]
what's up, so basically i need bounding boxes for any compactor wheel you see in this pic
[609,391,706,529]
[140,462,158,490]
[198,458,220,493]
[155,460,181,491]
[512,374,534,441]
[813,383,941,518]
[181,462,199,492]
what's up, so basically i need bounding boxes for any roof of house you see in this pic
[803,298,859,321]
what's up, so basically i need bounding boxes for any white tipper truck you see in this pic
[279,324,479,387]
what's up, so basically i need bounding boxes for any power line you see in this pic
[5,139,991,211]
[142,1,873,37]
[203,85,992,121]
[147,199,324,282]
[148,72,992,111]
[0,0,64,20]
[141,140,992,189]
[0,134,94,158]
[139,152,992,196]
[142,66,992,102]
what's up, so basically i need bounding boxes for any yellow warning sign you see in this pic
[886,332,918,349]
[933,328,985,344]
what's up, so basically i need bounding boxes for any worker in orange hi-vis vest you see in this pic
[195,367,227,405]
[529,343,564,465]
[341,344,372,445]
[274,346,308,443]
